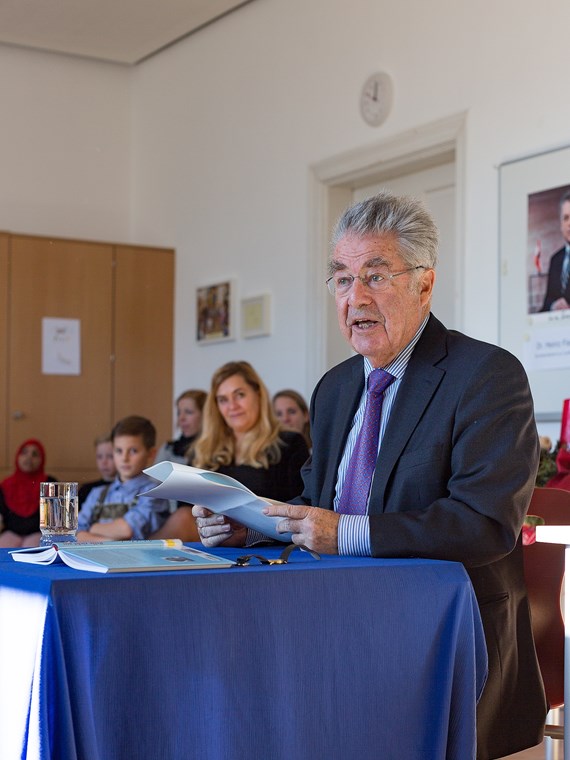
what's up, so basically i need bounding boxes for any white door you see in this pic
[327,162,458,365]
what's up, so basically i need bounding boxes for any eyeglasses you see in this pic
[326,266,425,296]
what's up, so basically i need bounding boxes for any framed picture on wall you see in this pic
[241,294,271,339]
[499,143,570,419]
[196,279,236,344]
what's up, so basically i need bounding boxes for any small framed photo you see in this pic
[241,294,271,339]
[196,279,236,344]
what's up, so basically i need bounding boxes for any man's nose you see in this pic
[347,276,372,305]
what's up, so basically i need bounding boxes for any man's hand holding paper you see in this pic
[263,503,339,554]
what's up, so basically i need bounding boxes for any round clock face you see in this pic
[360,72,393,127]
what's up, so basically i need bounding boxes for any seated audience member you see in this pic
[78,434,117,507]
[273,389,312,449]
[155,389,207,464]
[77,415,169,542]
[152,361,310,541]
[0,439,56,548]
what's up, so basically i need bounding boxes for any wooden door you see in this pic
[8,236,114,482]
[0,234,8,475]
[113,245,174,452]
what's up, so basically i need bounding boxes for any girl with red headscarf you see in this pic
[0,439,56,548]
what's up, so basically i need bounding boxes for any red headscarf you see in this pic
[0,439,48,518]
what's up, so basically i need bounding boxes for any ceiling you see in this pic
[0,0,256,65]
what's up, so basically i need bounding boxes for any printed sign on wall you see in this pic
[42,317,81,375]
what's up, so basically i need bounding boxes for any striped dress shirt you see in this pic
[337,315,429,555]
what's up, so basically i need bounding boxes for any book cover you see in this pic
[10,539,235,573]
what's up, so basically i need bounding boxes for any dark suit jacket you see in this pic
[541,245,570,311]
[297,314,547,760]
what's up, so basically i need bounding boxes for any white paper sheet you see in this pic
[143,462,292,542]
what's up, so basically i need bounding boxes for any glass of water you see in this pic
[39,482,79,546]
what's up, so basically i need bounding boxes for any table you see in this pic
[0,545,487,760]
[536,524,570,759]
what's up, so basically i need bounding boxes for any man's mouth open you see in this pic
[351,318,378,330]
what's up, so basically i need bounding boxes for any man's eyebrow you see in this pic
[362,256,390,268]
[329,256,390,273]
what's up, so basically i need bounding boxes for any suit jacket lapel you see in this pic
[368,315,448,512]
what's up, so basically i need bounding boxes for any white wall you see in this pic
[130,0,570,415]
[0,45,131,241]
[0,0,568,433]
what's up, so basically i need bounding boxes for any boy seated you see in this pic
[76,415,169,542]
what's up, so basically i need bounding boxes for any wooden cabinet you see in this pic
[114,246,174,432]
[1,233,174,483]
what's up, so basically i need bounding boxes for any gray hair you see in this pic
[330,190,439,273]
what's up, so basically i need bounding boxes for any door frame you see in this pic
[306,111,467,392]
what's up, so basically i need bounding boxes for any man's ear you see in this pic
[419,268,436,306]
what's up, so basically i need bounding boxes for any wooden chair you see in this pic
[523,486,570,743]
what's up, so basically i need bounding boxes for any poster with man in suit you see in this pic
[527,184,570,313]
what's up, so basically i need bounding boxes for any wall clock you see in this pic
[359,71,393,127]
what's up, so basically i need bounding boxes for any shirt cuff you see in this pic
[337,514,371,556]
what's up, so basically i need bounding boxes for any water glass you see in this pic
[39,482,79,546]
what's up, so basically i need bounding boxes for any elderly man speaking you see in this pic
[194,191,547,760]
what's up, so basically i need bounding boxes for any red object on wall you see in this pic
[560,399,570,444]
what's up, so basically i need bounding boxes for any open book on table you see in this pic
[10,539,235,573]
[143,461,292,542]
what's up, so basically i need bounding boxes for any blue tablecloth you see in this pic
[0,545,487,760]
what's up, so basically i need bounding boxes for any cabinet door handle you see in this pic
[12,410,25,420]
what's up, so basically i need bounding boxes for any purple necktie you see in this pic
[337,368,395,515]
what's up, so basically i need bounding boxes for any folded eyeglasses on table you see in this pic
[235,544,321,566]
